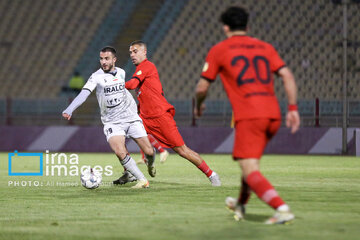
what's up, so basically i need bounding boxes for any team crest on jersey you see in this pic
[136,70,142,75]
[202,62,209,72]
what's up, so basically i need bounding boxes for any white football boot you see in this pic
[225,197,246,221]
[131,179,150,189]
[159,150,169,163]
[209,172,221,186]
[265,210,295,224]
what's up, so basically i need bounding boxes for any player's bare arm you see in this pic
[278,67,300,133]
[194,78,210,117]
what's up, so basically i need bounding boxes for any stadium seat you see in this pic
[0,0,113,98]
[1,0,359,126]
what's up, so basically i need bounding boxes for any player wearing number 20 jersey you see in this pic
[195,6,300,224]
[201,35,285,121]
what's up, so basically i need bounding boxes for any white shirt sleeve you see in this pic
[82,74,97,92]
[62,89,91,116]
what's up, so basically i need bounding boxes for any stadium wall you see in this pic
[1,126,359,156]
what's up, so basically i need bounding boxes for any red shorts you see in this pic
[233,118,281,160]
[141,109,185,148]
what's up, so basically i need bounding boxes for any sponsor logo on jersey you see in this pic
[104,84,124,94]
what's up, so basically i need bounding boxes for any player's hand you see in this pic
[62,113,72,120]
[286,110,300,134]
[194,103,206,118]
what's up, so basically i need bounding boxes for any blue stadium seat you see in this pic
[320,101,343,115]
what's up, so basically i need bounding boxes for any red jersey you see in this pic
[126,59,174,118]
[201,35,285,121]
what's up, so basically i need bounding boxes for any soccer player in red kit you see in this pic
[195,7,300,224]
[125,40,221,187]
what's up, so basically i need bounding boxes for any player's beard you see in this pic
[102,63,114,73]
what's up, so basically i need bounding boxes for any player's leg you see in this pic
[108,136,149,188]
[142,111,220,186]
[239,158,293,224]
[173,144,221,187]
[148,134,169,163]
[104,124,137,185]
[133,136,156,177]
[225,176,251,220]
[104,124,135,185]
[233,119,293,224]
[225,158,260,221]
[239,177,251,206]
[128,120,156,178]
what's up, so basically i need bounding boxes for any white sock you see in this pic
[209,171,217,178]
[121,155,146,181]
[277,204,290,212]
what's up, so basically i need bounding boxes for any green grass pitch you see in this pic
[1,153,359,240]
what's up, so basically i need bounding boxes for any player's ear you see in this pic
[223,25,230,35]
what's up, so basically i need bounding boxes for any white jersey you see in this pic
[83,67,141,124]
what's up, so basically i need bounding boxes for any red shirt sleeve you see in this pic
[126,64,148,89]
[200,46,220,82]
[125,78,140,89]
[268,45,286,73]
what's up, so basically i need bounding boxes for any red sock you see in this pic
[197,161,213,177]
[238,177,251,205]
[246,171,285,209]
[148,134,164,153]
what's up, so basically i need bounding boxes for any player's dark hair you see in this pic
[130,40,147,49]
[100,46,117,57]
[220,6,249,31]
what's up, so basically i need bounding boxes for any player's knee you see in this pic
[239,158,260,178]
[174,145,189,158]
[113,148,127,159]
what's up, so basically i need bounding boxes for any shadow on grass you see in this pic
[55,180,211,199]
[244,213,269,223]
[53,179,237,201]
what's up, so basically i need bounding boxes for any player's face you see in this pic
[129,45,147,66]
[100,51,116,72]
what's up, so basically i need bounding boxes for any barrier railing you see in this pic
[1,97,359,127]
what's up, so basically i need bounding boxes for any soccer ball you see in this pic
[80,168,102,189]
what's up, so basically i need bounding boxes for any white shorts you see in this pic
[103,120,147,142]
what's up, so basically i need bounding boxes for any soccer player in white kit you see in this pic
[62,46,155,189]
